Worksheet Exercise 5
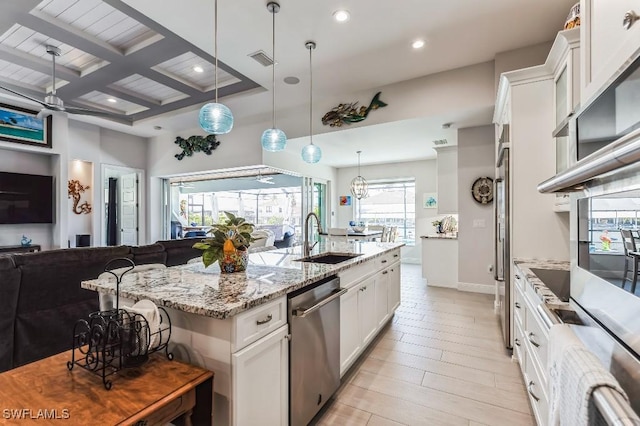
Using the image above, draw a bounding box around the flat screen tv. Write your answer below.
[0,171,53,224]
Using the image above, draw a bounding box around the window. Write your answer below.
[356,179,415,244]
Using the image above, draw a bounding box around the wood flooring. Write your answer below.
[314,264,534,426]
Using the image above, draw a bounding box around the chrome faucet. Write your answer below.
[303,212,323,258]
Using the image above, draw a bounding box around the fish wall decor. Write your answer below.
[322,92,388,127]
[174,134,221,160]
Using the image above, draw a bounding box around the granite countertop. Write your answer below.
[420,234,458,240]
[513,258,570,306]
[82,241,404,320]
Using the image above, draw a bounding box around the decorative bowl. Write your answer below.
[352,225,366,233]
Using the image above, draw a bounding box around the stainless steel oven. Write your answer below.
[537,39,640,421]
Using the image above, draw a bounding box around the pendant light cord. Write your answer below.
[309,43,313,145]
[214,0,219,103]
[272,6,276,128]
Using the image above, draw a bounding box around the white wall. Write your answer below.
[457,125,495,289]
[336,159,437,264]
[435,146,458,215]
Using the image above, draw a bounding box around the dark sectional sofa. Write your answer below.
[0,238,203,373]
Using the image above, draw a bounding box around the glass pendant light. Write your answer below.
[350,150,369,199]
[261,2,287,152]
[301,41,321,163]
[199,0,234,134]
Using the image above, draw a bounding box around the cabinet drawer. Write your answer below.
[514,284,525,327]
[513,317,525,370]
[339,261,376,289]
[513,268,525,291]
[524,306,549,380]
[233,296,286,351]
[137,388,196,425]
[524,350,549,426]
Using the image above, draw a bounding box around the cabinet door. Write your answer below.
[387,264,401,313]
[232,324,288,426]
[359,277,377,346]
[583,0,640,103]
[340,284,361,376]
[375,270,390,328]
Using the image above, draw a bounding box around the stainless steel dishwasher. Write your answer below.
[288,275,346,426]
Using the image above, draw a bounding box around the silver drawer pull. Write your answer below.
[623,10,638,30]
[393,254,399,258]
[527,381,540,401]
[381,260,388,264]
[528,332,540,347]
[256,314,273,325]
[515,338,521,347]
[382,271,389,275]
[515,302,521,309]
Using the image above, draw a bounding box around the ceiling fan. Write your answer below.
[256,171,275,185]
[0,45,125,120]
[171,181,195,189]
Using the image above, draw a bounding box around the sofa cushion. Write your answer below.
[157,238,203,267]
[131,243,167,266]
[0,256,20,372]
[12,246,131,367]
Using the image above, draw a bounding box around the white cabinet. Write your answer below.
[232,324,289,426]
[359,276,377,346]
[387,264,401,313]
[339,252,401,376]
[339,284,361,374]
[582,0,640,105]
[375,270,390,328]
[546,28,580,213]
[512,264,550,426]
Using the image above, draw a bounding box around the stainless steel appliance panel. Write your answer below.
[495,143,511,348]
[289,276,343,426]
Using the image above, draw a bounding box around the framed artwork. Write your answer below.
[0,103,52,148]
[423,193,438,209]
[339,195,352,206]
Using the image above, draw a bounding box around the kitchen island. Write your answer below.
[82,241,403,426]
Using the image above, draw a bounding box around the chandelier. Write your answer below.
[350,150,368,199]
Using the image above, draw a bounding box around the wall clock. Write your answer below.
[471,177,494,204]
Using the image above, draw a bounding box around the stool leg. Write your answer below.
[632,259,639,295]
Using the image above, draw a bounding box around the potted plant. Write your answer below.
[192,212,255,273]
[432,219,443,234]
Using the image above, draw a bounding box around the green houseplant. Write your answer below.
[192,212,255,272]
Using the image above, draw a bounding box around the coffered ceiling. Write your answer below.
[0,0,259,124]
[0,0,578,166]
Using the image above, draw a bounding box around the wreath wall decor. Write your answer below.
[174,134,221,160]
[68,180,92,215]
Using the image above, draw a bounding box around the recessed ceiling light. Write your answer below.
[333,10,350,22]
[107,98,117,103]
[412,39,425,49]
[283,76,300,85]
[193,65,204,73]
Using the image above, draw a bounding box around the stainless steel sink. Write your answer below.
[294,252,362,264]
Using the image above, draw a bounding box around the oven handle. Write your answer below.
[292,288,347,318]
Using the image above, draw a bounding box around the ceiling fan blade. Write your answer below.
[0,85,48,108]
[63,105,126,119]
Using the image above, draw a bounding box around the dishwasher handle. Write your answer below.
[292,288,347,318]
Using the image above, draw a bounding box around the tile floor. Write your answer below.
[315,263,535,426]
